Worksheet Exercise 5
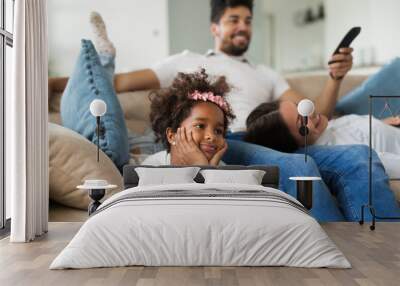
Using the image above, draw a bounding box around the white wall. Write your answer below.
[168,0,213,55]
[324,0,373,66]
[264,0,325,72]
[324,0,400,66]
[248,0,269,65]
[265,0,400,72]
[48,0,169,76]
[368,0,400,64]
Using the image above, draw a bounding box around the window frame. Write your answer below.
[0,0,14,234]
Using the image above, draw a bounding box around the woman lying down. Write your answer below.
[50,70,351,269]
[244,100,400,179]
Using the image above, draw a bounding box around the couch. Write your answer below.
[48,73,400,210]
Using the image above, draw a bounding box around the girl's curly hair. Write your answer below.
[149,69,235,151]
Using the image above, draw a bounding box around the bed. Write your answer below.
[50,165,350,269]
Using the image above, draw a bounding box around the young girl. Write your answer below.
[244,100,400,178]
[142,69,235,166]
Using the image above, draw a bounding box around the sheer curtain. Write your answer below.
[6,0,48,242]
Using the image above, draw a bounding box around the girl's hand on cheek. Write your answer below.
[171,127,208,166]
[209,140,228,166]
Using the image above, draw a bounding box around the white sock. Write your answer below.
[89,11,116,56]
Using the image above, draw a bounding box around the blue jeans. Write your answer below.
[61,41,130,171]
[297,144,400,221]
[336,57,400,116]
[224,132,400,222]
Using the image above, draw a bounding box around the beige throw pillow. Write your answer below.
[49,123,123,210]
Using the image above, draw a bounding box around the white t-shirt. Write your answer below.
[142,150,171,165]
[152,50,290,132]
[142,150,225,166]
[315,114,400,179]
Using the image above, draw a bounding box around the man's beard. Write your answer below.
[222,43,249,56]
[221,32,250,56]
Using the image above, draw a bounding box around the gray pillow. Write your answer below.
[135,167,201,186]
[200,169,266,185]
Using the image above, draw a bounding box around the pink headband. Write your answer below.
[188,90,229,112]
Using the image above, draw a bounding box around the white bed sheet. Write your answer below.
[50,183,350,269]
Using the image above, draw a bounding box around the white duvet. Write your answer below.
[50,183,350,269]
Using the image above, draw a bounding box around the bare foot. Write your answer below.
[383,116,400,126]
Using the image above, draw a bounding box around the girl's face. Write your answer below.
[279,100,328,145]
[170,102,226,160]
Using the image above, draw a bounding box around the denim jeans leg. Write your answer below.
[336,57,400,116]
[60,40,129,170]
[223,137,344,221]
[299,144,400,221]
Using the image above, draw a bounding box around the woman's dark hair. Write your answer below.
[210,0,254,23]
[149,69,235,151]
[244,101,299,153]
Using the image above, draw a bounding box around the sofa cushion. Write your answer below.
[286,74,366,101]
[118,91,151,134]
[49,123,123,210]
[60,39,130,170]
[50,90,152,134]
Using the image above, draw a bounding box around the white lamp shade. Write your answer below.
[90,99,107,117]
[297,99,315,117]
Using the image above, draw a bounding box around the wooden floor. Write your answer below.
[1,222,400,286]
[48,202,87,222]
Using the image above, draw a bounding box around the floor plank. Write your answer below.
[1,222,400,286]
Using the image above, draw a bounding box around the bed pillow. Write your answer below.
[200,169,266,185]
[135,167,201,186]
[60,39,129,170]
[335,58,400,117]
[123,165,279,189]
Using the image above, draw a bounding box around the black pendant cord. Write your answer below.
[303,116,308,163]
[96,116,100,162]
[304,131,307,163]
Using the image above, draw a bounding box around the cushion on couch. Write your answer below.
[49,123,123,210]
[286,74,367,101]
[117,91,151,134]
[50,90,152,134]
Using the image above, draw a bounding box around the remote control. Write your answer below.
[328,27,361,79]
[332,26,361,55]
